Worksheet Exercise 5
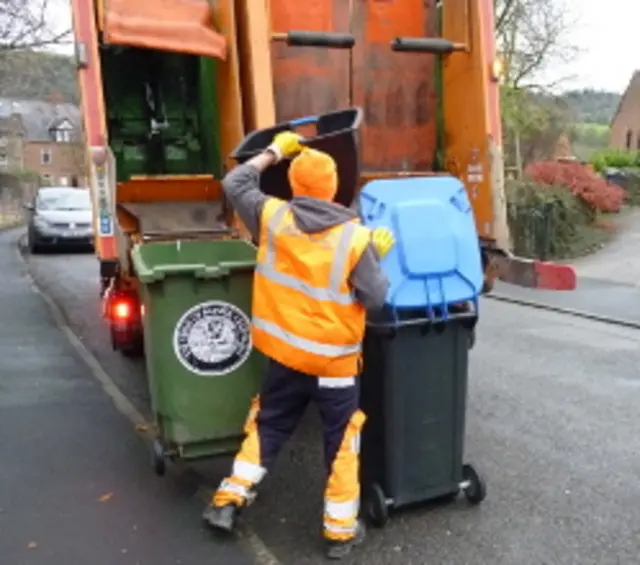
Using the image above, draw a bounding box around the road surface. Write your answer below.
[17,228,640,565]
[0,227,256,565]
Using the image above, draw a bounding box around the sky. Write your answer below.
[549,0,638,93]
[47,0,637,94]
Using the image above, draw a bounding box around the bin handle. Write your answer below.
[289,115,318,146]
[366,310,477,329]
[290,115,318,127]
[136,263,208,282]
[193,260,257,280]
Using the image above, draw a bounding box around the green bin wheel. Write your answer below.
[152,439,166,477]
[462,463,486,505]
[363,483,389,528]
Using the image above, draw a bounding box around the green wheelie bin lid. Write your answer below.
[131,239,265,460]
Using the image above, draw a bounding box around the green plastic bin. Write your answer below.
[131,239,265,474]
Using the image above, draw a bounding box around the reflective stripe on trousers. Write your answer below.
[213,396,267,508]
[323,409,365,541]
[213,361,364,544]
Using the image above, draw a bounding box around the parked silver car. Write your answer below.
[25,187,94,253]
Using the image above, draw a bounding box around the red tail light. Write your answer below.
[112,300,132,320]
[103,290,141,322]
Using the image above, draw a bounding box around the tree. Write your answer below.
[494,0,578,89]
[0,0,72,94]
[502,87,573,168]
[495,0,579,173]
[0,0,70,52]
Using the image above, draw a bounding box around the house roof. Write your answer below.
[0,98,81,142]
[48,117,74,130]
[610,71,640,128]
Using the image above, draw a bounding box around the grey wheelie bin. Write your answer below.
[131,238,265,476]
[357,175,487,527]
[359,307,483,528]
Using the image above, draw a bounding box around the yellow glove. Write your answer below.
[267,131,302,161]
[371,227,396,259]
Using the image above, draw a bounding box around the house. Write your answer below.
[0,98,87,186]
[609,71,640,150]
[0,111,26,171]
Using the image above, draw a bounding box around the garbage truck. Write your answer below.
[69,0,575,469]
[71,0,575,359]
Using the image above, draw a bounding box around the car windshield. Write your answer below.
[37,190,92,211]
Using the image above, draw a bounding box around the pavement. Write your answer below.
[0,228,256,565]
[572,208,640,287]
[492,276,640,323]
[17,225,640,565]
[493,209,640,323]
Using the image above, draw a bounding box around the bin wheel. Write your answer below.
[152,439,166,477]
[462,464,486,505]
[363,483,389,528]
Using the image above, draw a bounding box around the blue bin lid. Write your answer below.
[358,176,483,310]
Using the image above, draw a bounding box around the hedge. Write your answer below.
[506,179,597,259]
[590,149,640,173]
[525,160,625,213]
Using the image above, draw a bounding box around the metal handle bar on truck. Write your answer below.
[390,37,467,54]
[272,31,355,49]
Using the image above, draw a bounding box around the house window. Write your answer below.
[41,173,53,185]
[41,148,52,165]
[0,153,7,167]
[55,129,71,143]
[626,129,633,149]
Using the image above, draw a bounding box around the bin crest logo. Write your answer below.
[173,300,252,376]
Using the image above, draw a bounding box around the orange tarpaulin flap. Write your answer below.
[103,0,227,60]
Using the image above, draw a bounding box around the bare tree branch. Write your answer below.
[0,0,71,51]
[495,0,578,90]
[494,0,519,34]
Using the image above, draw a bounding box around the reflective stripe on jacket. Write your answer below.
[252,198,371,377]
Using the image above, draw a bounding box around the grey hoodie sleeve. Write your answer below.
[221,164,268,241]
[349,243,389,311]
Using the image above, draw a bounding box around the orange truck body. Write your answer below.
[71,0,576,294]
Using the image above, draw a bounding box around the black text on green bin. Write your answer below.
[132,240,265,460]
[360,315,473,507]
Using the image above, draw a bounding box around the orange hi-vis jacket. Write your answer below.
[252,198,372,378]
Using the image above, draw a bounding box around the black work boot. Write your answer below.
[325,520,366,560]
[202,503,238,533]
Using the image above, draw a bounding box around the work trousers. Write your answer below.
[213,358,365,541]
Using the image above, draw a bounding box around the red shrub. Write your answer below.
[524,161,626,213]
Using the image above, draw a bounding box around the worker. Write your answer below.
[202,131,396,559]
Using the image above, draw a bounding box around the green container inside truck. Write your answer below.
[99,45,222,180]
